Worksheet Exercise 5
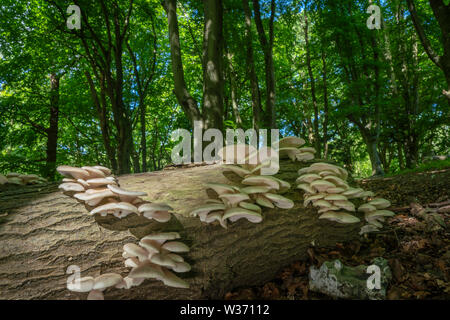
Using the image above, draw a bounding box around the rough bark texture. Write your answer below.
[0,160,360,300]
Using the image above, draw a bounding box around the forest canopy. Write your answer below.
[0,0,448,180]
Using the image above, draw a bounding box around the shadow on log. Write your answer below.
[0,160,360,299]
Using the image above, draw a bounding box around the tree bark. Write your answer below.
[252,0,276,129]
[44,73,60,181]
[303,12,321,158]
[162,0,202,127]
[0,160,360,300]
[202,0,224,132]
[407,0,450,104]
[243,0,262,131]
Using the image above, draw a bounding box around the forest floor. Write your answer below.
[225,167,450,300]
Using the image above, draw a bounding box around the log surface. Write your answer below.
[0,161,359,299]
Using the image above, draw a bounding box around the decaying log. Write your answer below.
[0,160,360,299]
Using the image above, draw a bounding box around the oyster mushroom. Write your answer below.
[319,211,360,224]
[107,184,147,202]
[222,207,263,223]
[138,203,173,223]
[57,165,90,180]
[90,202,139,218]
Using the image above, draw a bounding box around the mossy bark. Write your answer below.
[0,160,360,300]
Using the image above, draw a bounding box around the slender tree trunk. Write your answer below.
[243,0,262,131]
[44,73,60,180]
[303,12,321,157]
[252,0,276,129]
[321,47,329,159]
[202,0,224,131]
[162,0,202,127]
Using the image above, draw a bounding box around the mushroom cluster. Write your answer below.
[358,198,395,234]
[190,143,294,228]
[121,232,190,289]
[296,162,395,231]
[0,172,47,186]
[276,136,316,162]
[66,232,191,300]
[56,165,173,222]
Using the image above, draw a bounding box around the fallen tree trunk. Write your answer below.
[0,160,360,300]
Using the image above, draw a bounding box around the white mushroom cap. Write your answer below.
[139,239,161,254]
[87,290,104,300]
[141,232,181,244]
[93,273,123,290]
[190,203,226,221]
[205,183,236,195]
[138,203,173,213]
[115,276,145,289]
[263,193,294,209]
[86,178,117,188]
[223,207,263,223]
[204,212,227,229]
[219,193,250,207]
[313,200,333,208]
[107,184,147,202]
[323,175,349,188]
[90,202,139,218]
[75,189,117,206]
[296,152,315,161]
[93,165,112,176]
[123,243,149,261]
[326,187,346,194]
[296,183,316,194]
[81,166,106,179]
[172,261,191,273]
[240,186,272,194]
[59,182,85,193]
[368,198,391,209]
[324,194,347,201]
[296,173,321,184]
[128,261,165,280]
[161,241,190,253]
[303,193,326,206]
[67,276,95,293]
[150,253,177,268]
[222,165,251,177]
[217,143,257,164]
[333,200,356,212]
[125,257,140,268]
[242,175,280,190]
[319,211,360,224]
[298,147,316,153]
[239,202,262,213]
[310,179,335,192]
[255,195,275,208]
[57,165,90,180]
[143,210,172,223]
[365,210,395,220]
[358,203,377,213]
[160,269,189,288]
[276,136,306,149]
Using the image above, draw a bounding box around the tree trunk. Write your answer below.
[0,160,360,300]
[252,0,276,129]
[202,0,224,132]
[163,0,202,127]
[243,0,262,131]
[304,12,321,158]
[44,73,60,181]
